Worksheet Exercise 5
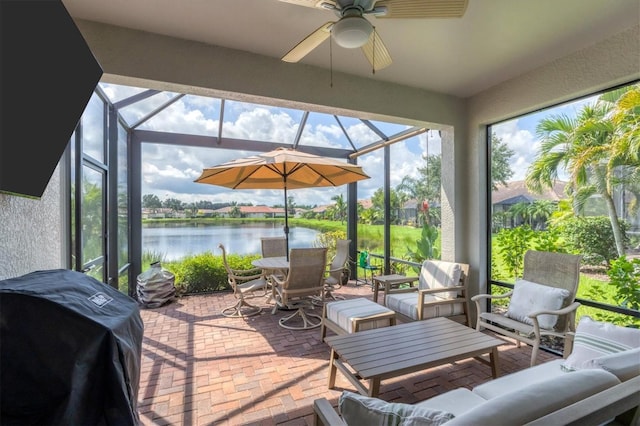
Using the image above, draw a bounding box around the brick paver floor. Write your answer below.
[136,281,559,425]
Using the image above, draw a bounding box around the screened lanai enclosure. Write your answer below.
[71,83,447,294]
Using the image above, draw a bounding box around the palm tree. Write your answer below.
[604,85,640,164]
[229,205,241,218]
[331,194,347,223]
[360,208,380,225]
[509,202,532,227]
[526,85,640,257]
[605,86,640,221]
[528,200,555,229]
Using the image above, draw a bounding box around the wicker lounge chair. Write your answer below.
[472,250,582,366]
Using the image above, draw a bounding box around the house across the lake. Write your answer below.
[210,205,285,218]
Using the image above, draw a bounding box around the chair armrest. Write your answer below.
[327,266,344,275]
[229,274,264,284]
[418,285,464,296]
[471,291,513,302]
[270,274,286,286]
[528,301,581,318]
[313,398,346,426]
[529,302,581,336]
[417,286,464,306]
[230,267,264,276]
[383,277,419,294]
[385,285,418,295]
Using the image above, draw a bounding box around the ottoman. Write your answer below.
[320,297,396,340]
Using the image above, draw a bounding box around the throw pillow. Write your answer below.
[339,391,454,426]
[505,279,570,330]
[583,347,640,381]
[562,316,640,372]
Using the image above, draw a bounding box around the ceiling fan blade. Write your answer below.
[282,22,333,63]
[278,0,337,10]
[361,30,392,70]
[375,0,468,18]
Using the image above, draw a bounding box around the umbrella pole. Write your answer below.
[284,183,289,261]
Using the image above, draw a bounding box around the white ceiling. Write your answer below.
[62,0,639,98]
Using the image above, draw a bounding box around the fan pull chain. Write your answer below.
[372,28,376,75]
[329,36,333,87]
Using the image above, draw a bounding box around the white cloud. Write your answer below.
[105,83,442,206]
[493,119,539,181]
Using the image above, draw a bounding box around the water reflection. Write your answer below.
[142,223,320,260]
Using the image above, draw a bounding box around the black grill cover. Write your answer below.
[0,269,143,425]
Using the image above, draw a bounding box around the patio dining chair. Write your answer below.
[314,239,350,304]
[260,236,288,284]
[218,243,268,318]
[270,247,327,330]
[260,237,287,258]
[472,250,582,366]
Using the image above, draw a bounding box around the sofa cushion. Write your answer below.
[472,359,565,400]
[418,261,462,300]
[562,316,640,372]
[338,391,454,426]
[448,369,621,426]
[385,292,466,321]
[505,279,570,330]
[415,388,487,417]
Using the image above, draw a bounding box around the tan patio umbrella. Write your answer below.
[194,147,370,258]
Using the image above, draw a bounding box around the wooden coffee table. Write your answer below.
[325,317,504,397]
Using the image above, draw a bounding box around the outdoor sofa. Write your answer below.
[314,317,640,425]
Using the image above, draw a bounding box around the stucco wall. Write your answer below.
[0,163,65,280]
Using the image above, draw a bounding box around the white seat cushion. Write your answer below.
[385,292,465,321]
[450,369,621,426]
[415,388,487,417]
[325,298,394,333]
[473,359,565,400]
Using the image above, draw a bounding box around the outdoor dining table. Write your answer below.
[251,256,289,271]
[252,256,290,308]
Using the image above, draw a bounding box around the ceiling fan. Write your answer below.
[279,0,468,71]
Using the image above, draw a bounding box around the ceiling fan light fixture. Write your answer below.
[332,16,372,48]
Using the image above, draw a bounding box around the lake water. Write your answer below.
[142,223,321,260]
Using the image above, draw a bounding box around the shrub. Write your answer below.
[166,251,261,294]
[552,216,628,266]
[405,223,440,272]
[494,225,564,280]
[495,225,535,278]
[314,230,347,260]
[608,256,640,311]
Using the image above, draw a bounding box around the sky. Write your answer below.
[99,83,598,207]
[492,96,595,181]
